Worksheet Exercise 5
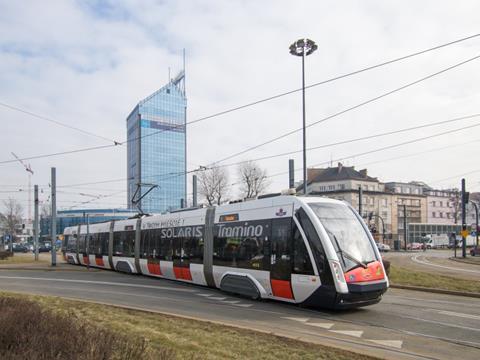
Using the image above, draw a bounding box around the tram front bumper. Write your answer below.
[335,281,388,309]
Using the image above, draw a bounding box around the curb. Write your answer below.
[449,257,480,266]
[390,284,480,298]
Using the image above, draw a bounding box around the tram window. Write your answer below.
[184,236,204,264]
[296,208,327,276]
[293,225,314,275]
[66,234,77,252]
[88,233,97,254]
[98,233,109,256]
[213,220,269,270]
[113,230,135,257]
[78,235,86,254]
[160,237,173,261]
[271,219,292,280]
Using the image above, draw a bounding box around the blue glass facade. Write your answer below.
[127,76,186,213]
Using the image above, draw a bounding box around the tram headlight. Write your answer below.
[331,260,345,283]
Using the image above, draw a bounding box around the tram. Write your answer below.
[62,194,388,309]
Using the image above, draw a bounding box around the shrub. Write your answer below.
[0,297,153,360]
[0,251,13,260]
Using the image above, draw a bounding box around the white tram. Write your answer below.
[63,194,389,309]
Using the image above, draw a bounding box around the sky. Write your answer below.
[1,0,480,217]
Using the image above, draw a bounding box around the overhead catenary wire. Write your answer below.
[212,54,480,165]
[262,122,480,180]
[214,113,480,169]
[2,33,480,166]
[0,101,120,144]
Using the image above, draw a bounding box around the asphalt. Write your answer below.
[1,266,480,360]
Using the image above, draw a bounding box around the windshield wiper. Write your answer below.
[327,230,368,270]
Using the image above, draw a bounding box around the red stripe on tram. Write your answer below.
[83,256,89,265]
[95,257,104,267]
[147,262,162,275]
[270,279,294,299]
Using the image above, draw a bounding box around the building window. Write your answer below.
[439,212,443,218]
[432,201,436,207]
[432,212,436,218]
[328,185,335,191]
[338,184,345,190]
[439,201,443,207]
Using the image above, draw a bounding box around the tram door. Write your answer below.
[173,237,193,281]
[270,218,294,299]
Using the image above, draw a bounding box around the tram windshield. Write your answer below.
[308,203,377,271]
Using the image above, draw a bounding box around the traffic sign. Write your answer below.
[461,230,469,238]
[4,235,10,241]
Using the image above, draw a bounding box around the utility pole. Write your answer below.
[289,159,295,189]
[461,178,467,258]
[34,185,39,261]
[470,201,479,248]
[51,167,57,266]
[403,204,408,251]
[192,174,198,207]
[358,186,363,216]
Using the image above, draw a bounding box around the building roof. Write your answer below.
[308,164,378,184]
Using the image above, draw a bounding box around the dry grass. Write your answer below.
[0,252,49,265]
[389,265,480,293]
[0,296,156,360]
[0,292,377,360]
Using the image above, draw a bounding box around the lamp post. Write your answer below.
[289,38,318,195]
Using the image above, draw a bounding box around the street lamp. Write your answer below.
[289,38,318,195]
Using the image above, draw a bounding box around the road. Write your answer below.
[1,266,480,360]
[383,249,480,281]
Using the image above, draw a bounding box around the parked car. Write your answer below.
[376,242,391,252]
[12,243,28,253]
[37,243,51,253]
[470,247,480,256]
[407,242,424,250]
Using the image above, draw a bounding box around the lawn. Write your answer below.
[0,252,49,265]
[0,292,378,360]
[389,265,480,294]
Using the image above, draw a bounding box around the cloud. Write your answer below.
[1,0,480,214]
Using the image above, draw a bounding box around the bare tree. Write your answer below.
[0,198,24,238]
[449,190,461,224]
[238,161,270,199]
[198,167,230,205]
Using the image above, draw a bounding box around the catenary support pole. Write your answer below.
[358,186,363,216]
[289,159,295,189]
[192,175,198,207]
[51,167,56,266]
[471,201,479,248]
[403,204,408,251]
[461,178,467,258]
[34,185,39,261]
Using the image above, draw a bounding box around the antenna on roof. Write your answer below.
[168,67,171,83]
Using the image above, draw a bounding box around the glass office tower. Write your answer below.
[127,72,186,213]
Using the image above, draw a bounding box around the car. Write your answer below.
[470,247,480,256]
[12,243,28,253]
[407,242,424,250]
[37,243,52,253]
[376,242,391,252]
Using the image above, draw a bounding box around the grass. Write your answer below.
[0,295,151,360]
[0,292,377,360]
[389,265,480,293]
[0,253,49,265]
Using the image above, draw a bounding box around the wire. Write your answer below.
[2,33,480,165]
[358,139,480,167]
[0,101,120,144]
[264,122,480,180]
[215,113,480,169]
[213,54,480,165]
